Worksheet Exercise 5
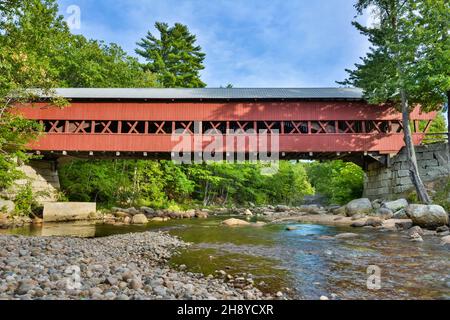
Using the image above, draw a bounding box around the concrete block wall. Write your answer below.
[364,143,450,200]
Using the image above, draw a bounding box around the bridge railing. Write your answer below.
[422,132,449,144]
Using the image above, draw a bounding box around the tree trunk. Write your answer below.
[401,90,431,204]
[447,91,450,154]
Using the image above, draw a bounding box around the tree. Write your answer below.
[0,0,68,190]
[340,0,450,203]
[136,22,206,88]
[56,37,158,88]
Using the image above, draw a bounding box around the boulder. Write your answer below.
[436,225,449,233]
[366,218,383,227]
[406,204,449,229]
[299,204,321,214]
[408,226,424,237]
[0,200,14,214]
[382,199,408,212]
[114,211,130,218]
[195,210,208,219]
[243,209,253,216]
[410,233,423,242]
[140,206,155,216]
[131,214,148,224]
[371,199,383,210]
[275,205,290,212]
[440,235,450,246]
[222,218,251,226]
[393,209,408,219]
[334,233,359,239]
[333,206,347,216]
[381,218,412,230]
[376,208,394,219]
[345,198,373,217]
[351,221,366,228]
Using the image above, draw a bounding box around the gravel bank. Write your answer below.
[0,231,264,300]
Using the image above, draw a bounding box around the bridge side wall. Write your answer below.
[363,143,450,200]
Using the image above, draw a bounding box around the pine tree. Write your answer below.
[136,22,206,88]
[340,0,450,203]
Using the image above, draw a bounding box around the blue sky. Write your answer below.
[57,0,372,88]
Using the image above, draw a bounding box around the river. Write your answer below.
[1,216,449,300]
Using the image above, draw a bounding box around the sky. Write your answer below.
[57,0,373,88]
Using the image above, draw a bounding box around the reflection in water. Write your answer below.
[1,217,449,299]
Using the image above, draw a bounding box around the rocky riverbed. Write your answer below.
[0,231,265,300]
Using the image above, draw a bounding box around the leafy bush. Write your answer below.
[14,183,42,217]
[306,160,364,205]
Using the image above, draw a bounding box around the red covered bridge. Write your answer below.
[16,88,436,165]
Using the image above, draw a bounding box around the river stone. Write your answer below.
[16,279,38,295]
[436,225,449,233]
[376,208,394,219]
[334,233,359,239]
[140,206,155,216]
[408,226,424,237]
[299,205,321,214]
[382,199,408,212]
[440,235,450,246]
[286,226,298,231]
[406,204,449,229]
[366,218,383,227]
[351,221,366,228]
[243,209,253,216]
[0,200,14,214]
[222,218,250,226]
[131,214,148,224]
[275,205,290,212]
[393,209,408,219]
[346,198,373,217]
[195,210,208,219]
[333,206,346,216]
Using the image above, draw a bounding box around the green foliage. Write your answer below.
[306,161,364,205]
[433,177,450,211]
[14,183,41,216]
[136,22,206,88]
[340,0,450,112]
[59,160,315,208]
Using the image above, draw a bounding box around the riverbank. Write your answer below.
[0,231,266,300]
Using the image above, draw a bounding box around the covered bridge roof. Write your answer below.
[39,87,364,101]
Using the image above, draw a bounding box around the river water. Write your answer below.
[1,216,449,300]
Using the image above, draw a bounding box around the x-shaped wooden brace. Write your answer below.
[100,121,113,134]
[153,122,166,134]
[370,121,383,133]
[234,121,249,133]
[127,121,139,134]
[74,121,87,134]
[313,121,330,133]
[180,122,193,134]
[343,121,356,133]
[263,121,277,134]
[208,122,222,134]
[48,121,62,133]
[288,121,304,134]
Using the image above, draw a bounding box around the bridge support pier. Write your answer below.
[363,143,450,200]
[1,159,61,203]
